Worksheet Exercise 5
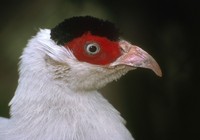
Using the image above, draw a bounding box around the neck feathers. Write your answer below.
[9,73,133,140]
[6,29,133,140]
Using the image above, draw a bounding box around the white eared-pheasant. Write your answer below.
[0,16,162,140]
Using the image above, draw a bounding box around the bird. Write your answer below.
[0,16,162,140]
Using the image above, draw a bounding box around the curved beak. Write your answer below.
[111,40,162,77]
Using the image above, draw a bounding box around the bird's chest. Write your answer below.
[7,99,130,140]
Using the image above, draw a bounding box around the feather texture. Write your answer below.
[0,29,134,140]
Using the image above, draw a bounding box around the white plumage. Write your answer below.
[0,17,161,140]
[0,29,134,140]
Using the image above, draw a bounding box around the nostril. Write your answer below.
[120,47,126,53]
[119,40,131,53]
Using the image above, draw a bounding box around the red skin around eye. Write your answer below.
[65,33,121,65]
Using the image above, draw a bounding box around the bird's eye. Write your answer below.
[85,43,100,55]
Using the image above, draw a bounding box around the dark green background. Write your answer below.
[0,0,199,140]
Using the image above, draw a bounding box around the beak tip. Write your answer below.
[155,68,162,77]
[147,60,162,77]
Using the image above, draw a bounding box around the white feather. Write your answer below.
[0,29,134,140]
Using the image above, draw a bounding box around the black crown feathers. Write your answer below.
[50,16,120,45]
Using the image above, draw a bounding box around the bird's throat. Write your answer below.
[8,73,132,139]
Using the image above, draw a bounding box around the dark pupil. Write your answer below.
[89,45,97,52]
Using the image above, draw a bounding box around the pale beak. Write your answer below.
[111,40,162,77]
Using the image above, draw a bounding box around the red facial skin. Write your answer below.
[65,32,121,65]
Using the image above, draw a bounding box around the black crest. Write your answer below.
[50,16,120,45]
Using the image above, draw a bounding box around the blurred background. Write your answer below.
[0,0,199,140]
